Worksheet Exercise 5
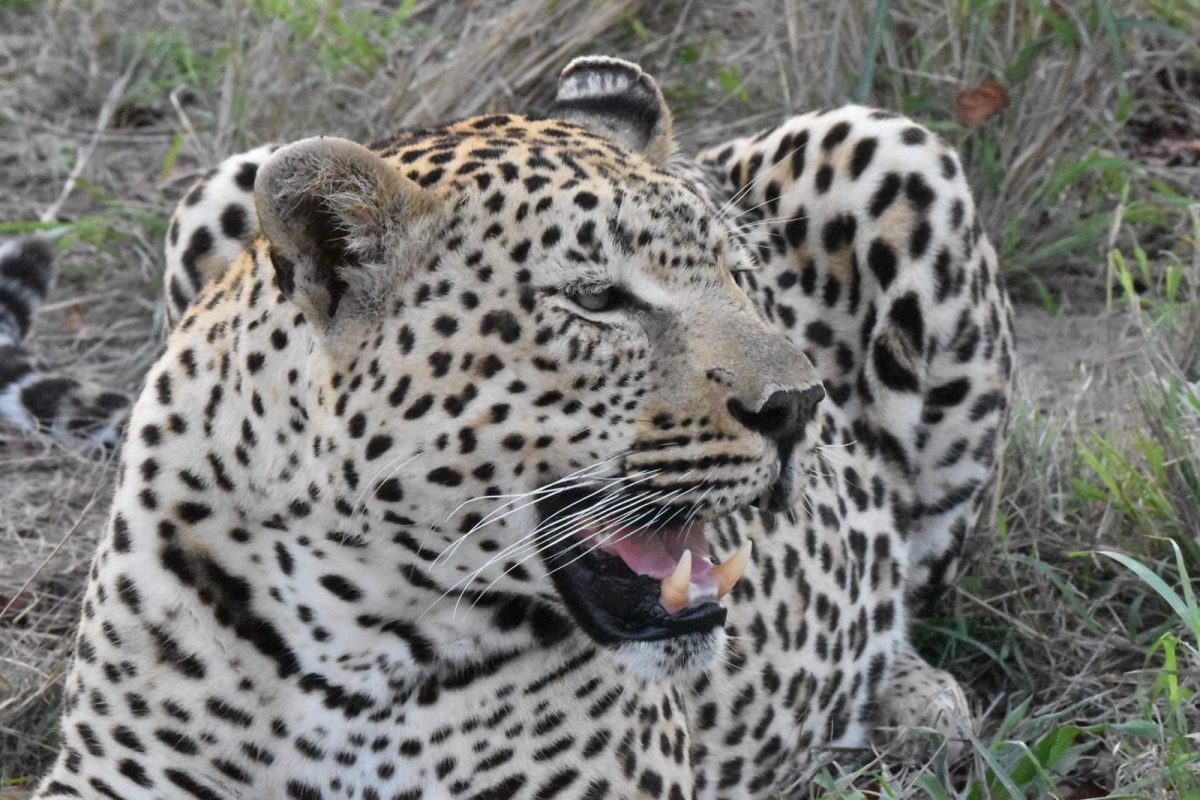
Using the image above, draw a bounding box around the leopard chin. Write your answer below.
[611,627,729,683]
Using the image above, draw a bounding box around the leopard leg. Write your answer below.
[874,645,972,760]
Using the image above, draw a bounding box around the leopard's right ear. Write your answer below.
[548,56,675,164]
[254,137,439,326]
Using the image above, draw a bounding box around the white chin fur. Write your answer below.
[610,627,726,682]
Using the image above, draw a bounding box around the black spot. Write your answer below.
[418,168,445,187]
[388,376,412,407]
[905,173,936,211]
[576,220,596,246]
[909,220,932,259]
[869,172,902,217]
[928,378,970,407]
[319,574,363,602]
[821,122,851,150]
[574,191,598,210]
[205,697,254,727]
[286,780,323,800]
[397,326,415,354]
[234,161,259,191]
[949,199,965,230]
[901,127,927,145]
[156,730,199,756]
[940,153,958,179]
[783,211,807,249]
[969,390,1006,421]
[849,137,878,179]
[220,204,249,239]
[181,226,213,287]
[365,434,392,460]
[429,351,453,377]
[76,722,104,757]
[815,164,833,193]
[275,542,294,576]
[155,372,172,405]
[177,502,212,524]
[821,214,856,253]
[481,310,521,343]
[888,292,925,354]
[427,467,463,487]
[510,240,531,263]
[112,514,131,553]
[118,758,153,788]
[805,321,834,347]
[403,394,434,420]
[479,354,504,378]
[375,478,404,503]
[866,239,897,288]
[872,342,918,392]
[165,768,225,800]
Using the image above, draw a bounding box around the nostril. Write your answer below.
[727,385,825,445]
[795,384,825,420]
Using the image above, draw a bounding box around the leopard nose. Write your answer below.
[727,385,825,449]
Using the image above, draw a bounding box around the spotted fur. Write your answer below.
[163,143,280,327]
[35,57,1011,799]
[0,237,129,448]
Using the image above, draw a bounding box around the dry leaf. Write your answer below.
[958,77,1009,127]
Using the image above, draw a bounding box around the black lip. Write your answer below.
[537,487,727,645]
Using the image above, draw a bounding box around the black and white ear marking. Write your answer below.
[549,56,675,164]
[254,137,439,327]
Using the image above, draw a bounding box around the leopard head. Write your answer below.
[250,57,823,680]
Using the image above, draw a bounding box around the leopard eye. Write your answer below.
[570,286,618,313]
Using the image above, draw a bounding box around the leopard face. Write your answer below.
[236,100,823,679]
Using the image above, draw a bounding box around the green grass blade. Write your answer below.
[1096,550,1199,645]
[853,0,889,104]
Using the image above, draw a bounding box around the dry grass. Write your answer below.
[2,1,1198,797]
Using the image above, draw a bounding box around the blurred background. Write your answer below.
[1,1,1198,797]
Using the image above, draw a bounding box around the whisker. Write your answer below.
[420,470,666,620]
[434,451,639,565]
[715,142,807,221]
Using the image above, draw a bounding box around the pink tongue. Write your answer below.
[607,524,711,580]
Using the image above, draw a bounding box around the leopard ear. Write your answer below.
[549,56,675,164]
[254,136,438,326]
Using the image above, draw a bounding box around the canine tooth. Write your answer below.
[713,540,752,599]
[660,549,692,613]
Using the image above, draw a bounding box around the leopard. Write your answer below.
[32,56,1012,799]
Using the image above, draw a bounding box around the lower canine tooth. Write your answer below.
[660,549,692,613]
[713,540,752,599]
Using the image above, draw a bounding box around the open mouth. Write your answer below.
[537,487,752,645]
